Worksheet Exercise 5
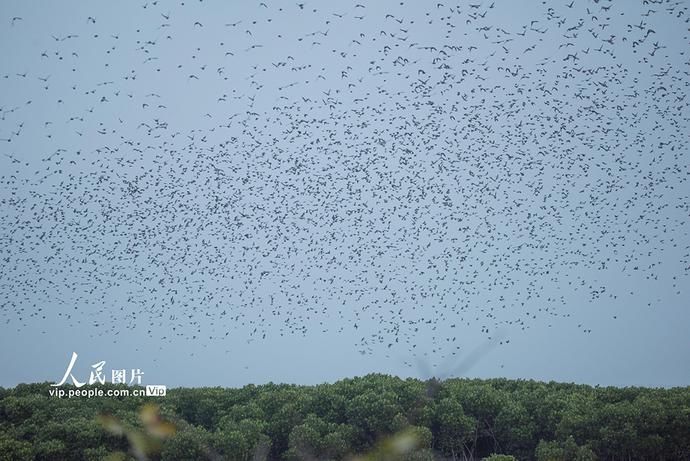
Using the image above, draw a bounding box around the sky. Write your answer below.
[0,0,689,389]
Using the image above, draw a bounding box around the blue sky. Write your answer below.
[0,0,688,388]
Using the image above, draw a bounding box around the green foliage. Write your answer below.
[433,396,476,459]
[160,424,212,461]
[352,426,433,461]
[346,389,403,442]
[495,400,537,459]
[82,446,111,461]
[483,454,518,461]
[535,436,597,461]
[0,377,688,460]
[285,413,354,460]
[0,431,34,461]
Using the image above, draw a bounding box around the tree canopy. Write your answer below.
[0,375,688,460]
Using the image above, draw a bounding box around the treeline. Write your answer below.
[0,375,689,460]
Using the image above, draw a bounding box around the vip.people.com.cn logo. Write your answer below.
[49,352,166,398]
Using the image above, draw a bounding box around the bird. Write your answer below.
[0,0,687,370]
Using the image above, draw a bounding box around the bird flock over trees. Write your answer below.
[0,0,688,363]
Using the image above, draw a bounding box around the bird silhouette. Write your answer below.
[0,0,687,367]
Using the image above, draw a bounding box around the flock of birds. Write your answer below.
[0,0,688,364]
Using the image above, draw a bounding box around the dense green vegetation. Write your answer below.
[0,375,689,460]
